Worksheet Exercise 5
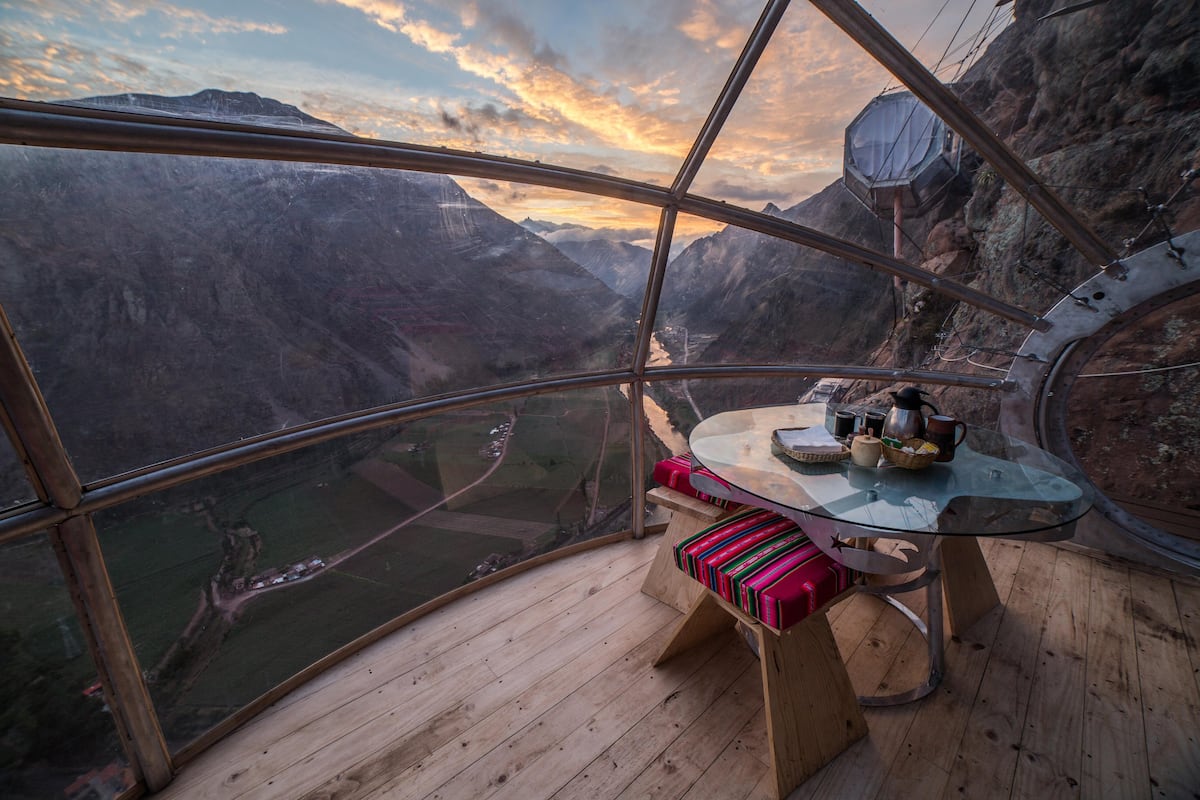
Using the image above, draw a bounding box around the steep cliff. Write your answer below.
[853,0,1200,518]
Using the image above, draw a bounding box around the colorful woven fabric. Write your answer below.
[674,507,857,630]
[652,453,733,508]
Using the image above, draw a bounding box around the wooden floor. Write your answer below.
[152,533,1200,800]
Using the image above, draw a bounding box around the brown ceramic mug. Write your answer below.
[925,415,967,462]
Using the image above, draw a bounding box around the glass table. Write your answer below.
[687,402,1094,704]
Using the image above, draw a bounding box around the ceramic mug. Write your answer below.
[833,410,857,438]
[925,415,967,462]
[863,410,886,437]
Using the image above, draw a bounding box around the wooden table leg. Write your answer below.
[940,535,1001,635]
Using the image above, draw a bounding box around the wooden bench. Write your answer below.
[652,508,867,798]
[641,453,742,612]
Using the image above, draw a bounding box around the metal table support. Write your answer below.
[856,542,945,706]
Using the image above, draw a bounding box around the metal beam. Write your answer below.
[673,0,791,196]
[628,380,647,539]
[0,99,667,209]
[643,363,1013,389]
[633,206,679,375]
[808,0,1121,273]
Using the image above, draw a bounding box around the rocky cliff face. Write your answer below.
[850,0,1200,518]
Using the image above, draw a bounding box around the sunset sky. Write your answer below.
[1,0,1010,247]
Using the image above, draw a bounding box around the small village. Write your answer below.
[241,556,326,592]
[480,420,511,459]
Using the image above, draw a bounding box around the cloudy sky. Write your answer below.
[1,0,1009,246]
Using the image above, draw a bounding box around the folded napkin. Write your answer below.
[775,426,843,453]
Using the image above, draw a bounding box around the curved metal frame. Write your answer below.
[1002,230,1200,568]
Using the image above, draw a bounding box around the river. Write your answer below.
[622,333,690,454]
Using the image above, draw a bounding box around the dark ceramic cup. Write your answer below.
[863,410,886,437]
[834,410,857,438]
[925,415,967,462]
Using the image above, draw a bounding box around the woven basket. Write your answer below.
[882,437,940,470]
[772,427,850,463]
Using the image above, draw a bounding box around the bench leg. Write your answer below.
[652,592,735,666]
[654,592,867,798]
[755,614,868,799]
[640,513,714,612]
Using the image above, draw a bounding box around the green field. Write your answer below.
[98,511,221,669]
[24,387,636,750]
[243,474,416,568]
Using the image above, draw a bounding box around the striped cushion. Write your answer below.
[674,508,857,630]
[652,453,733,508]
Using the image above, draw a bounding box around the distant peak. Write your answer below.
[520,218,588,235]
[63,89,348,135]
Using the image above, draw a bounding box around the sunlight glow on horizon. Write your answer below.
[1,0,1009,243]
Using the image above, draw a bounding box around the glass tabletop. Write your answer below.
[689,403,1094,537]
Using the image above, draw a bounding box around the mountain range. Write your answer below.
[0,109,634,491]
[520,218,653,301]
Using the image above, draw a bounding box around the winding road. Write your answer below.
[217,412,518,615]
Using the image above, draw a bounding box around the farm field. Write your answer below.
[82,388,639,748]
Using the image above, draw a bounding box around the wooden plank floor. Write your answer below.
[152,534,1200,800]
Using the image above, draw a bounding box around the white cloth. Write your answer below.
[775,426,843,454]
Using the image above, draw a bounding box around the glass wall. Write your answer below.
[0,535,131,800]
[693,3,896,215]
[1066,293,1200,541]
[92,387,633,750]
[656,213,895,400]
[1,147,643,486]
[0,435,34,511]
[641,377,826,460]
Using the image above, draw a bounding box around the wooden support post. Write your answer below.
[52,515,174,791]
[755,613,868,799]
[655,587,866,799]
[652,591,736,666]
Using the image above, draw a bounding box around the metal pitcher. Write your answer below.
[882,386,939,441]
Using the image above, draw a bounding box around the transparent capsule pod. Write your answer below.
[0,1,1196,797]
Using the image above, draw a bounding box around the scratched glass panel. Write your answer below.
[93,386,633,752]
[0,534,132,798]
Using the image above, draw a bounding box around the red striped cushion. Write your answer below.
[674,508,857,630]
[652,453,733,508]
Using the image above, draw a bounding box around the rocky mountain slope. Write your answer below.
[520,218,653,301]
[0,97,634,491]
